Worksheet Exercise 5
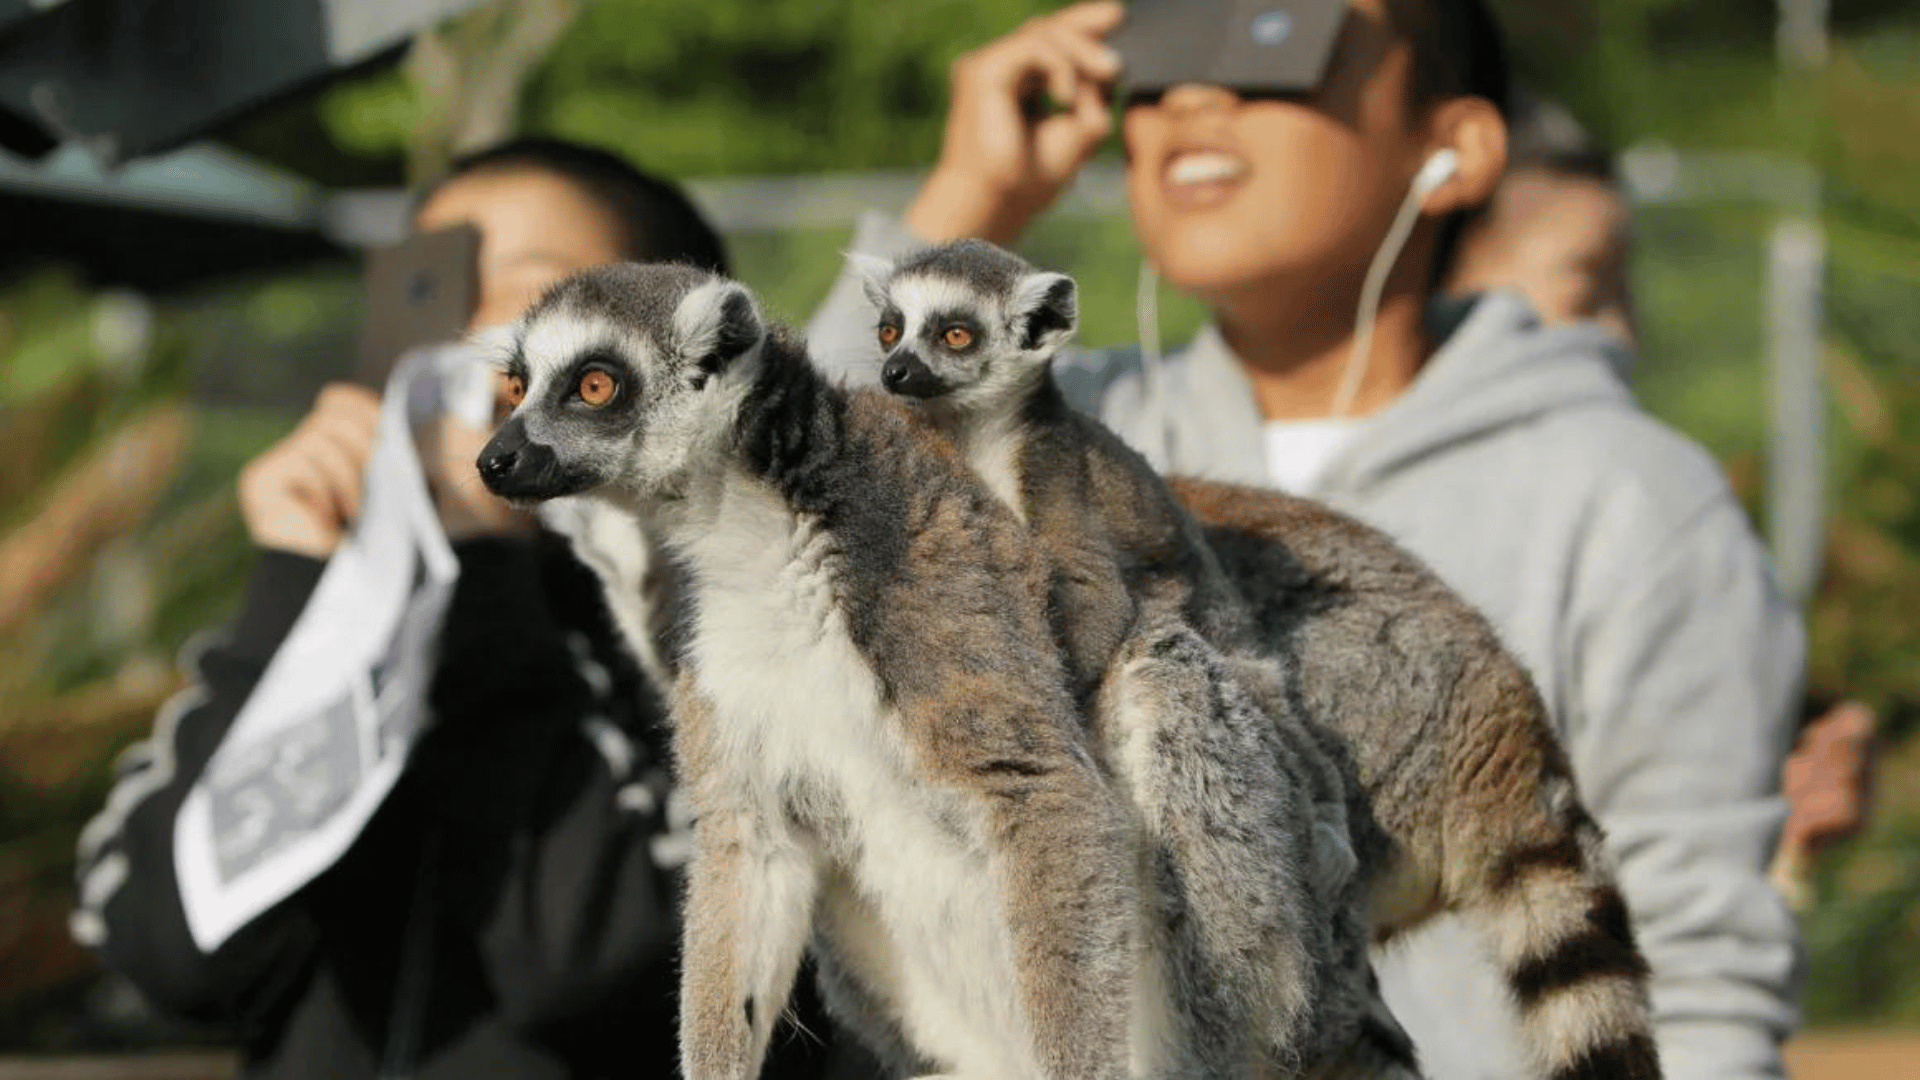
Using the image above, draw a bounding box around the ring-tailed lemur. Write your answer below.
[478,262,1169,1080]
[857,239,1664,1080]
[856,241,1418,1080]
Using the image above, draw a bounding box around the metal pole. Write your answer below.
[1767,217,1828,604]
[1767,0,1829,605]
[1776,0,1831,69]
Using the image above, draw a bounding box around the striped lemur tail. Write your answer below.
[1435,672,1661,1080]
[1464,808,1660,1080]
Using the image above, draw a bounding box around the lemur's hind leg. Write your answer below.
[1305,969,1426,1080]
[675,689,823,1080]
[1095,610,1346,1077]
[810,876,942,1080]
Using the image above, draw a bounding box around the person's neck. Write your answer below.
[1212,280,1433,424]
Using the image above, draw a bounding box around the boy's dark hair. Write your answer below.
[423,136,730,276]
[1384,0,1511,119]
[1380,0,1511,288]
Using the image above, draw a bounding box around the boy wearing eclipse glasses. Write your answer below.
[809,2,1807,1078]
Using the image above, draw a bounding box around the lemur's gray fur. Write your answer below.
[479,262,1169,1080]
[858,239,1664,1080]
[856,243,1415,1080]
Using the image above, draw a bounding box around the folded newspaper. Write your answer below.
[175,337,500,953]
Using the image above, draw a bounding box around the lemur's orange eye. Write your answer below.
[504,374,527,407]
[878,323,900,349]
[579,369,618,407]
[943,326,974,349]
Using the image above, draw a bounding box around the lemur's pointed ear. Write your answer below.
[673,278,765,384]
[1009,271,1078,354]
[846,252,895,310]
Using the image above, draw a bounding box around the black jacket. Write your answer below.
[74,534,882,1080]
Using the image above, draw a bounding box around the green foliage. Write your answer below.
[0,270,105,405]
[1804,746,1920,1022]
[1628,205,1772,465]
[526,0,1037,176]
[319,0,1065,179]
[320,71,426,159]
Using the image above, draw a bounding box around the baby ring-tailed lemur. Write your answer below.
[856,239,1664,1080]
[478,262,1199,1080]
[855,242,1416,1080]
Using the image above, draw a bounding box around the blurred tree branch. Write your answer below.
[0,661,181,794]
[404,0,581,185]
[0,407,189,640]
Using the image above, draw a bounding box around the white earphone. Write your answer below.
[1326,146,1461,418]
[1135,146,1466,455]
[1414,147,1461,198]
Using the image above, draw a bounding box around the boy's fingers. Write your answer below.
[1043,21,1123,84]
[1052,0,1127,35]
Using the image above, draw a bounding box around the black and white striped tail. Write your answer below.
[1476,821,1663,1080]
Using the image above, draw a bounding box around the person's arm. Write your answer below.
[1569,492,1807,1079]
[72,383,387,1027]
[71,536,581,1034]
[806,1,1122,376]
[1777,702,1874,846]
[72,551,331,1032]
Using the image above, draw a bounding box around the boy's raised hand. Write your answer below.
[906,1,1126,247]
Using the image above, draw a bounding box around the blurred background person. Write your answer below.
[1444,89,1878,912]
[1776,697,1875,909]
[806,2,1805,1077]
[1444,89,1636,346]
[69,137,872,1080]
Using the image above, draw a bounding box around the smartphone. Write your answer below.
[354,224,481,388]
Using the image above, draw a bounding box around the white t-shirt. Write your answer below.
[1262,418,1360,494]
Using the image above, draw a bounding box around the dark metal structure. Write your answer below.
[0,142,342,290]
[0,0,483,165]
[0,0,484,290]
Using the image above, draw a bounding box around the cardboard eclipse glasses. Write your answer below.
[1107,0,1351,99]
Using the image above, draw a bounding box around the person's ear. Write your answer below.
[1420,97,1508,217]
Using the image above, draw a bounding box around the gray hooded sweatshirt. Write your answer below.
[807,211,1807,1080]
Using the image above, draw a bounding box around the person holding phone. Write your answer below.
[807,2,1806,1078]
[74,138,878,1080]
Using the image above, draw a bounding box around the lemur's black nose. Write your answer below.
[478,447,519,483]
[475,416,596,502]
[881,354,945,399]
[477,418,529,492]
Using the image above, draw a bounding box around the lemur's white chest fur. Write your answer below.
[539,495,677,687]
[673,474,1048,1079]
[932,398,1027,522]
